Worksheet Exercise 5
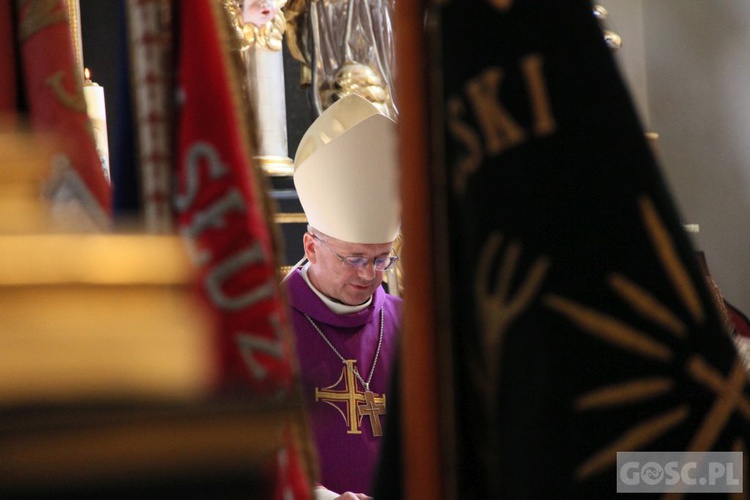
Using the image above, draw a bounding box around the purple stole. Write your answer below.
[285,270,402,494]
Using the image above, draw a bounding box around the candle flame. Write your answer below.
[84,67,91,80]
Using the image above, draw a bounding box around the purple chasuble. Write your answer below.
[285,269,402,495]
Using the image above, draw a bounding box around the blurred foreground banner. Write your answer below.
[173,1,312,498]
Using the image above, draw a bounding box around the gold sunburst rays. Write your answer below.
[639,196,705,324]
[572,358,750,480]
[687,357,750,420]
[542,194,749,484]
[575,378,674,412]
[608,273,688,338]
[544,294,674,362]
[466,193,747,488]
[687,358,750,451]
[572,377,683,480]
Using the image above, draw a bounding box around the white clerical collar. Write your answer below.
[301,263,372,314]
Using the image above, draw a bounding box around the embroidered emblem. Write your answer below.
[315,360,386,436]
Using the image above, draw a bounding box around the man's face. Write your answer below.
[304,232,394,306]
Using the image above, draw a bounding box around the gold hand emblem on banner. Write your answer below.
[45,71,86,112]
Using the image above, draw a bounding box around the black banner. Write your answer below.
[436,0,750,497]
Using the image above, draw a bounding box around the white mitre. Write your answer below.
[293,94,400,244]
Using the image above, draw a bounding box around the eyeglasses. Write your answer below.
[311,234,399,272]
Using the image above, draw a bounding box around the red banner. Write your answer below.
[174,0,294,397]
[0,0,17,119]
[16,0,111,220]
[173,1,311,497]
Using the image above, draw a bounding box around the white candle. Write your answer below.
[83,68,110,184]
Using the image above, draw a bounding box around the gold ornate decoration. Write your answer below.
[282,0,310,82]
[283,0,397,119]
[382,231,403,297]
[65,0,83,75]
[226,0,294,176]
[320,61,389,116]
[224,0,246,41]
[18,0,68,41]
[255,155,294,176]
[592,4,608,21]
[273,212,307,224]
[603,30,622,51]
[592,4,622,52]
[242,0,287,51]
[226,0,287,51]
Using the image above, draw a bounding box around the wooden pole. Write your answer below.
[394,1,444,498]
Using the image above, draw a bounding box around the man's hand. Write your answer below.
[335,493,372,500]
[314,485,373,500]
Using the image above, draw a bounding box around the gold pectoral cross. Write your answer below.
[315,360,386,436]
